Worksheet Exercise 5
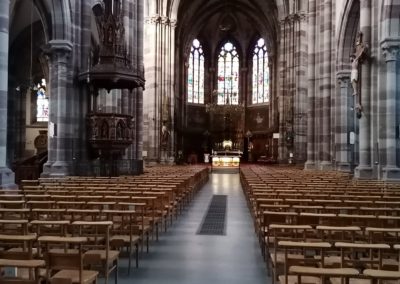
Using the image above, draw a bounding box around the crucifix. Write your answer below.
[351,31,369,119]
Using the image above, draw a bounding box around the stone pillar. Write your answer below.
[336,72,352,172]
[305,0,316,170]
[143,15,161,164]
[294,13,308,163]
[42,40,73,177]
[319,0,333,170]
[354,0,373,178]
[136,0,144,163]
[0,0,15,188]
[143,14,176,165]
[381,40,400,180]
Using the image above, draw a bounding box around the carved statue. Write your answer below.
[90,118,98,139]
[116,121,123,139]
[350,55,359,96]
[351,32,369,119]
[101,121,109,139]
[161,123,170,149]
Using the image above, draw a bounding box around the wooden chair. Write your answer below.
[288,265,359,284]
[362,244,400,283]
[0,259,45,284]
[102,210,140,274]
[268,224,313,284]
[278,240,332,284]
[39,236,98,284]
[71,221,119,284]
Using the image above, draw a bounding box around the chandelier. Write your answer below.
[205,90,244,114]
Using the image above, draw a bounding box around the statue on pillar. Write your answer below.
[351,32,369,119]
[161,122,170,150]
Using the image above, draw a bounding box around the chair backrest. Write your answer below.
[39,236,88,284]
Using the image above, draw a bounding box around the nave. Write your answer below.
[126,173,266,284]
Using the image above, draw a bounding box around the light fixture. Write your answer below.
[219,0,236,32]
[205,90,244,114]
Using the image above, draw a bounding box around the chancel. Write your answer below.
[1,0,400,284]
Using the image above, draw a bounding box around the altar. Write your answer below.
[211,150,242,171]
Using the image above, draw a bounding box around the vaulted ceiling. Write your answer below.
[175,0,280,58]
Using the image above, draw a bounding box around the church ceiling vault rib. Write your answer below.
[175,0,280,50]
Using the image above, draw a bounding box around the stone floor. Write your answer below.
[115,172,267,284]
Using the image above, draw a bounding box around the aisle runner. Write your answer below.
[197,195,227,235]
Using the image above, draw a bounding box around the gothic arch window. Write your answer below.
[187,39,205,104]
[36,79,49,122]
[217,41,239,105]
[252,38,269,104]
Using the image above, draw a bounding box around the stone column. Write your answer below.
[305,0,316,170]
[143,15,161,164]
[381,40,400,180]
[354,0,373,178]
[143,14,176,165]
[0,0,15,188]
[294,13,308,163]
[319,0,333,170]
[136,0,144,164]
[336,72,352,172]
[42,40,73,177]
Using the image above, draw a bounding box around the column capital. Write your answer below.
[336,71,351,87]
[44,40,73,62]
[47,40,73,53]
[145,14,160,25]
[381,38,400,62]
[169,19,177,28]
[160,16,169,25]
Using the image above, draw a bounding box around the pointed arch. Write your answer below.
[217,41,240,105]
[187,39,205,104]
[252,38,270,104]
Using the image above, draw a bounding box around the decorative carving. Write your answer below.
[382,44,400,62]
[78,0,145,91]
[351,31,369,119]
[34,130,48,154]
[145,14,161,25]
[169,19,177,28]
[87,112,134,155]
[161,122,170,150]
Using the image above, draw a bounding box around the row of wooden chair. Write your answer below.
[268,224,400,284]
[240,165,400,284]
[0,166,209,284]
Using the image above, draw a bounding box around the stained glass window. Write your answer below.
[252,38,269,104]
[187,39,204,104]
[36,79,49,122]
[217,42,239,105]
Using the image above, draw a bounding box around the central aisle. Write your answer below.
[124,173,267,284]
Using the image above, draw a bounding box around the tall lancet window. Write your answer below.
[187,39,205,104]
[36,79,49,122]
[217,42,239,105]
[252,38,270,104]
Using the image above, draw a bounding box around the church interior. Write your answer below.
[0,0,400,283]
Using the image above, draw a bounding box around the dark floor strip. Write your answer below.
[197,195,227,235]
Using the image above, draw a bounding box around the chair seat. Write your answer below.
[49,249,80,254]
[278,275,321,284]
[138,224,151,233]
[360,257,399,270]
[7,247,38,256]
[52,269,98,284]
[110,235,140,244]
[314,255,350,267]
[17,268,47,279]
[330,277,371,284]
[363,269,400,279]
[270,252,305,265]
[84,250,119,263]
